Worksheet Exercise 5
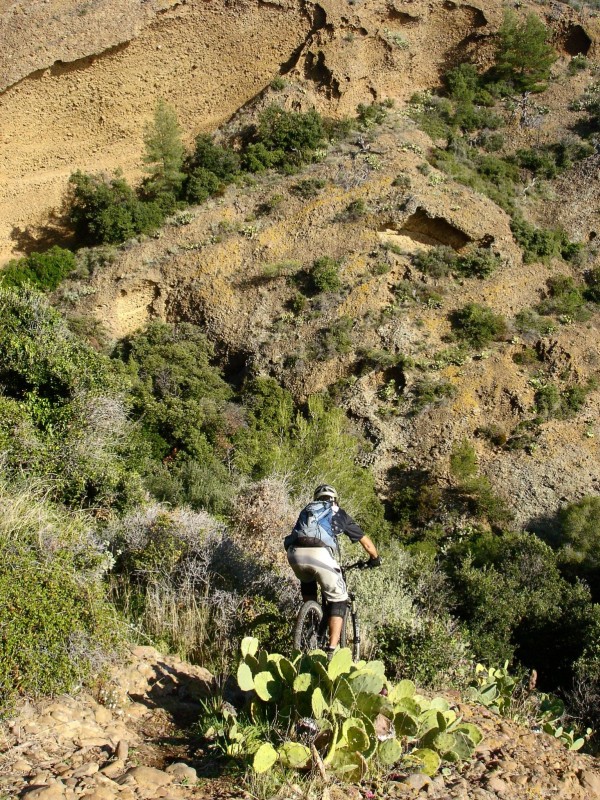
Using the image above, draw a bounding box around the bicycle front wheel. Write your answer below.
[293,600,325,653]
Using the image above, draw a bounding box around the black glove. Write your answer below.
[367,556,381,568]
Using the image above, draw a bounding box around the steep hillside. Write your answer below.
[2,0,599,262]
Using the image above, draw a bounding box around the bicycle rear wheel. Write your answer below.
[293,600,325,652]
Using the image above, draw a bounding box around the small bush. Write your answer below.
[584,266,600,303]
[270,76,286,91]
[242,106,326,173]
[69,171,165,245]
[336,198,367,222]
[511,217,582,265]
[536,275,589,321]
[1,246,76,292]
[356,102,388,128]
[450,303,507,347]
[309,256,341,293]
[186,134,240,182]
[514,308,555,337]
[412,378,456,411]
[289,178,326,199]
[450,439,478,481]
[555,496,600,597]
[184,167,223,204]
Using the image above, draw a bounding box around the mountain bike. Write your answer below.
[292,560,371,661]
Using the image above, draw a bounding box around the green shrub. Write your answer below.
[311,317,353,360]
[514,308,555,337]
[113,321,233,461]
[511,217,582,265]
[584,267,600,303]
[536,275,588,321]
[270,76,286,91]
[242,106,326,172]
[0,246,76,292]
[356,102,389,128]
[309,256,341,293]
[450,303,507,347]
[445,530,593,685]
[289,178,326,199]
[375,618,471,689]
[0,477,119,710]
[411,378,456,411]
[0,287,143,509]
[69,171,165,245]
[186,134,240,182]
[184,167,223,204]
[336,198,367,221]
[450,439,478,481]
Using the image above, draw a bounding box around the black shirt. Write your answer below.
[331,507,364,543]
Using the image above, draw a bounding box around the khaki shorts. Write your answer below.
[287,546,348,602]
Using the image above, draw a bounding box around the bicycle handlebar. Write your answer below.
[343,559,377,571]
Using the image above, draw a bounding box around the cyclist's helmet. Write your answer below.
[314,484,338,503]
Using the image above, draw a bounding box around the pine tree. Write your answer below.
[496,11,557,94]
[142,99,186,198]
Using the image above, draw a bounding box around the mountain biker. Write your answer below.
[284,484,381,655]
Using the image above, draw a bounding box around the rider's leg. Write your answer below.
[328,613,344,647]
[328,601,347,648]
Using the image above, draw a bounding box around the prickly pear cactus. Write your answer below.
[223,637,483,781]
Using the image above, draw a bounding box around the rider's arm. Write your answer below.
[359,535,378,560]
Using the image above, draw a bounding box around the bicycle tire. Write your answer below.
[293,600,325,653]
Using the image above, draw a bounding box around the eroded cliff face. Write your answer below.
[3,0,598,264]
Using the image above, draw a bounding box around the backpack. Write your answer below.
[284,501,338,554]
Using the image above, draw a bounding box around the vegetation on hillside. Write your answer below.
[2,10,600,790]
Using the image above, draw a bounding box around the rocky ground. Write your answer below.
[2,647,600,800]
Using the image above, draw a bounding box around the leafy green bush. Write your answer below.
[69,171,165,245]
[413,246,501,280]
[585,267,600,303]
[187,134,240,181]
[514,309,555,337]
[411,378,456,412]
[309,256,341,293]
[289,178,326,199]
[114,321,233,462]
[0,287,143,509]
[184,167,223,204]
[374,618,471,689]
[450,439,478,481]
[536,275,589,321]
[554,497,600,595]
[241,106,326,173]
[445,531,596,686]
[450,303,507,347]
[0,477,119,710]
[0,246,76,292]
[511,217,582,265]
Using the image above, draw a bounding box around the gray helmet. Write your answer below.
[314,484,338,502]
